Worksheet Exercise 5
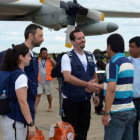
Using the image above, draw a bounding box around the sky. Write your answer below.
[0,0,140,53]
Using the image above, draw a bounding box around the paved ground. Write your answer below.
[0,79,139,140]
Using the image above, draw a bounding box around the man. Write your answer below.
[61,29,99,140]
[93,49,106,115]
[35,47,56,112]
[23,24,44,126]
[102,33,136,140]
[128,36,140,140]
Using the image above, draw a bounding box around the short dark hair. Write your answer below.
[40,47,47,54]
[24,24,43,39]
[69,29,83,41]
[107,33,124,53]
[129,36,140,48]
[2,44,29,71]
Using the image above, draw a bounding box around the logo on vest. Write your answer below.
[87,56,93,62]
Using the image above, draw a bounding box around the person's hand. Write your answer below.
[94,96,100,107]
[86,80,99,93]
[28,125,36,137]
[102,114,110,126]
[47,54,50,59]
[99,84,104,90]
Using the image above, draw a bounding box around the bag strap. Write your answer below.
[84,51,94,62]
[67,51,73,62]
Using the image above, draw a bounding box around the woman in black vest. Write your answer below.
[1,44,36,140]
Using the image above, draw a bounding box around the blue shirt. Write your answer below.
[128,56,140,98]
[104,53,135,113]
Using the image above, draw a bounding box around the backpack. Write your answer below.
[51,51,73,89]
[51,52,67,78]
[0,71,13,115]
[51,51,73,116]
[0,71,23,115]
[0,50,6,70]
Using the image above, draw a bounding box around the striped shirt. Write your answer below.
[104,53,135,113]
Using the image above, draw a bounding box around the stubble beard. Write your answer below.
[32,40,42,48]
[80,44,85,50]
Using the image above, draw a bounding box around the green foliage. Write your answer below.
[124,51,130,57]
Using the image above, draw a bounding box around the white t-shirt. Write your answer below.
[15,74,28,90]
[61,51,97,98]
[61,51,97,73]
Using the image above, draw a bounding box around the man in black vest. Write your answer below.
[19,24,44,136]
[61,29,99,140]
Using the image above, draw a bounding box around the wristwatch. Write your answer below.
[104,112,110,116]
[27,122,34,127]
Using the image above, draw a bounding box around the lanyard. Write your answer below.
[41,59,46,68]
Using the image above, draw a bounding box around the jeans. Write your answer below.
[133,100,140,140]
[104,109,136,140]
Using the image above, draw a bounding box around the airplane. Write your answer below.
[0,0,140,48]
[0,0,18,4]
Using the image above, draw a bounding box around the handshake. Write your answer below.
[85,80,102,93]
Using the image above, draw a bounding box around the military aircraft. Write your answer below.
[0,0,140,48]
[0,0,18,3]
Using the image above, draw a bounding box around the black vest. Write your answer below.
[63,50,96,102]
[7,68,34,123]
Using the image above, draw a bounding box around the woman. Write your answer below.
[1,44,36,140]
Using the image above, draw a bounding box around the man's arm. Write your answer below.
[105,81,116,112]
[63,71,99,93]
[92,72,98,83]
[47,54,56,66]
[102,81,116,126]
[62,53,99,92]
[50,58,56,66]
[63,71,87,87]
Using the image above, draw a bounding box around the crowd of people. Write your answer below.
[0,23,140,140]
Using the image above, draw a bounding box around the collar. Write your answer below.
[29,50,34,57]
[111,53,125,60]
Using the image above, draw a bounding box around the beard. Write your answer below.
[79,41,85,49]
[80,44,85,49]
[32,40,42,47]
[32,36,43,47]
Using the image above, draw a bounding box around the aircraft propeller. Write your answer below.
[41,0,104,48]
[60,0,104,48]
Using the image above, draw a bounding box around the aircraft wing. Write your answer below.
[0,0,18,4]
[0,1,41,20]
[76,9,140,26]
[97,9,140,18]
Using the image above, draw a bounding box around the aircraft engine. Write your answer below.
[77,22,118,36]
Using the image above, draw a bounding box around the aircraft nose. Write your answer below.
[107,23,118,33]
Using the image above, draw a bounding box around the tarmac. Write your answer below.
[0,79,139,140]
